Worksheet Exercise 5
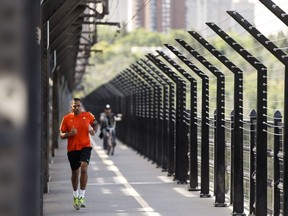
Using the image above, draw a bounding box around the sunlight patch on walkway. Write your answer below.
[173,187,199,198]
[96,177,105,184]
[107,165,119,172]
[101,188,112,194]
[119,145,128,150]
[113,176,128,184]
[91,166,99,171]
[102,159,114,166]
[157,175,173,183]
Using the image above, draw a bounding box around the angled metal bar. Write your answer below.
[50,6,85,40]
[95,21,121,27]
[49,20,81,50]
[259,0,288,26]
[42,0,71,23]
[227,11,288,64]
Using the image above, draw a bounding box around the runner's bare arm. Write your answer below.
[60,128,77,139]
[89,119,98,135]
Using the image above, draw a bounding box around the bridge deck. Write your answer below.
[44,134,232,216]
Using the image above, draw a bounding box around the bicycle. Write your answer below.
[105,127,114,155]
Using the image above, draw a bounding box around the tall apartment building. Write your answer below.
[107,0,185,33]
[106,0,254,33]
[186,0,235,31]
[132,0,186,33]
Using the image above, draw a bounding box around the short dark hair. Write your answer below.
[73,98,81,102]
[70,98,81,106]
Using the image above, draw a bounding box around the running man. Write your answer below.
[59,98,98,210]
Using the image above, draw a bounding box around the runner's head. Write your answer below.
[71,98,81,115]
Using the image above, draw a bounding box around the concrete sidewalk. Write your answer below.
[43,135,233,216]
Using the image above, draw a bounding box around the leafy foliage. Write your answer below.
[75,28,286,117]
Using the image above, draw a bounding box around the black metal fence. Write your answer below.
[82,1,288,215]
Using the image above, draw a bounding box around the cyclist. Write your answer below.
[99,104,120,155]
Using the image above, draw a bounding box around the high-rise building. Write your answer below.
[186,0,234,31]
[106,0,186,33]
[170,0,186,30]
[132,0,186,32]
[106,0,255,33]
[102,0,133,31]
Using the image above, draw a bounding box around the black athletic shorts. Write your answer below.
[67,147,92,170]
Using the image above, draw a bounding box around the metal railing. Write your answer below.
[62,1,288,215]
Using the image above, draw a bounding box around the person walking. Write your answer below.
[59,98,98,210]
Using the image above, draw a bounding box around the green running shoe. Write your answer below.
[73,196,80,210]
[79,197,86,208]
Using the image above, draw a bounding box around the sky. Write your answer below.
[249,0,288,35]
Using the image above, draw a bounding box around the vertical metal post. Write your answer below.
[147,54,189,184]
[230,111,235,205]
[214,109,217,196]
[207,22,268,214]
[284,66,288,216]
[26,0,42,214]
[176,39,226,206]
[41,20,50,195]
[189,30,244,214]
[249,110,257,215]
[52,70,59,157]
[253,5,288,213]
[138,60,170,171]
[166,46,211,197]
[274,110,282,216]
[226,11,288,215]
[157,49,199,190]
[131,64,163,165]
[200,78,210,197]
[143,59,176,176]
[125,70,140,151]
